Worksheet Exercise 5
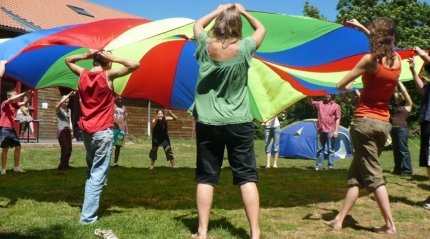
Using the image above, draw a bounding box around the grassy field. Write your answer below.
[0,138,429,239]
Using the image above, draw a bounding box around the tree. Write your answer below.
[336,0,430,48]
[303,0,327,20]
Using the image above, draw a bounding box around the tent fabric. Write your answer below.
[279,119,352,160]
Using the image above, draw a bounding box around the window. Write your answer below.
[67,5,94,18]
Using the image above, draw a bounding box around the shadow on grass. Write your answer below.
[0,166,349,211]
[0,224,66,239]
[388,195,421,207]
[174,214,249,239]
[310,210,373,233]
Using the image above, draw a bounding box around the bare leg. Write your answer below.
[29,122,34,134]
[273,152,279,168]
[194,183,214,239]
[240,182,260,239]
[114,146,120,164]
[265,154,271,168]
[373,185,396,234]
[13,146,21,167]
[427,167,430,181]
[1,147,8,169]
[325,186,359,230]
[170,159,176,167]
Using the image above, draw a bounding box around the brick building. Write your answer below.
[0,0,195,140]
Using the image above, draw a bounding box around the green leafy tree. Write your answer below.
[303,0,327,20]
[337,0,430,130]
[337,0,430,48]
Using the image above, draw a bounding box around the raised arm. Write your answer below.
[235,4,266,49]
[345,19,370,37]
[414,46,430,64]
[65,49,98,76]
[55,91,75,111]
[97,51,139,80]
[4,90,31,105]
[408,57,425,94]
[0,60,6,78]
[193,4,229,39]
[165,110,178,121]
[397,81,413,111]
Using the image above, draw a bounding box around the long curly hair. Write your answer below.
[368,17,397,67]
[209,5,242,42]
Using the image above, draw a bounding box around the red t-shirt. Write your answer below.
[78,70,115,134]
[354,60,400,122]
[0,101,19,128]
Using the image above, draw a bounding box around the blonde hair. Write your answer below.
[368,17,396,67]
[209,5,242,42]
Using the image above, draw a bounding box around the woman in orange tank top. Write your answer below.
[325,18,399,234]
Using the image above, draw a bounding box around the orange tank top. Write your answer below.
[354,57,400,121]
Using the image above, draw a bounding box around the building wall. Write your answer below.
[35,88,195,140]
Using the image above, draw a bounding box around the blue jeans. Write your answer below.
[316,132,335,169]
[391,126,412,174]
[264,126,281,154]
[80,128,113,224]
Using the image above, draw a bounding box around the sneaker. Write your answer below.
[423,203,430,210]
[113,163,119,167]
[94,229,118,239]
[328,166,334,170]
[315,167,323,171]
[149,166,154,170]
[13,167,26,173]
[1,169,6,175]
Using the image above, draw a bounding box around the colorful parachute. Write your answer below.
[0,12,423,122]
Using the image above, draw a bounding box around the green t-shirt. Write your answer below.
[192,32,256,125]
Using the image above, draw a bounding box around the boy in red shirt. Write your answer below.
[0,89,34,175]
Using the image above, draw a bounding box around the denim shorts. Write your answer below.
[348,117,390,192]
[195,122,258,185]
[0,127,21,148]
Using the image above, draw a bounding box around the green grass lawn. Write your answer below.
[0,138,429,239]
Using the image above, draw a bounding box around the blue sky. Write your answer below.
[90,0,340,21]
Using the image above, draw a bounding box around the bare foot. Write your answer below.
[324,219,342,230]
[373,225,396,234]
[191,232,207,239]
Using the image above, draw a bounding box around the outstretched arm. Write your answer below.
[4,90,31,105]
[235,4,266,49]
[65,49,98,76]
[345,19,370,37]
[337,54,372,91]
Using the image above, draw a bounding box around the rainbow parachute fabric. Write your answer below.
[0,12,423,122]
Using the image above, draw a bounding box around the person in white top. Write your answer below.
[16,95,34,135]
[262,116,281,168]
